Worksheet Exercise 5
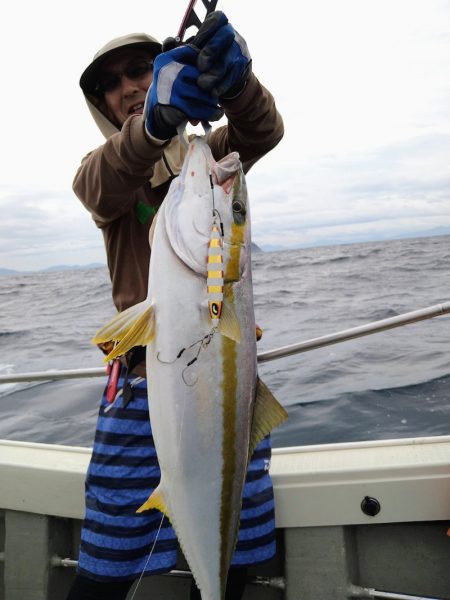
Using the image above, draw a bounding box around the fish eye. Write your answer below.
[232,201,245,214]
[232,199,246,225]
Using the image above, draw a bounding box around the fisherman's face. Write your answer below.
[99,49,154,127]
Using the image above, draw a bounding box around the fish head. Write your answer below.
[215,168,250,284]
[164,137,250,281]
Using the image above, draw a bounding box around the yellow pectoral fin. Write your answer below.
[92,301,155,362]
[249,378,288,458]
[136,486,170,521]
[218,286,240,342]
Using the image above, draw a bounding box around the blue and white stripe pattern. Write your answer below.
[77,368,276,581]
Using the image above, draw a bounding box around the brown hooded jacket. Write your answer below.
[73,33,284,312]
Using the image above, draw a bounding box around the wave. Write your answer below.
[291,372,450,407]
[0,329,32,339]
[273,373,450,447]
[365,308,400,320]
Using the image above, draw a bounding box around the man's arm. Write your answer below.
[73,117,167,225]
[209,72,284,173]
[192,11,284,172]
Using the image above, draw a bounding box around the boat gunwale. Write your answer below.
[1,435,449,527]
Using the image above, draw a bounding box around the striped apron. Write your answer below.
[77,368,276,582]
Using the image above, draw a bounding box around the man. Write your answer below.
[68,12,283,600]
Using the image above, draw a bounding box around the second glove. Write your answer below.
[192,11,252,99]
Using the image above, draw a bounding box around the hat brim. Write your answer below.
[80,41,162,95]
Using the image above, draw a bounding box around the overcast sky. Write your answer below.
[1,0,449,270]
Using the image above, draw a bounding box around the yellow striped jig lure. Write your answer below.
[207,170,224,327]
[207,212,224,327]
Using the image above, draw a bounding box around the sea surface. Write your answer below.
[0,235,449,448]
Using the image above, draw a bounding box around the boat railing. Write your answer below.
[7,553,446,598]
[45,559,450,598]
[0,301,449,384]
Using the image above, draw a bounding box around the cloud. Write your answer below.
[248,132,450,249]
[1,127,449,271]
[0,187,105,270]
[0,0,449,270]
[1,131,449,270]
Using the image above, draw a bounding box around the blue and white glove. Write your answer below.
[192,11,252,99]
[144,45,224,140]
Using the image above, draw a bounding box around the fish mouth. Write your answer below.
[127,102,145,116]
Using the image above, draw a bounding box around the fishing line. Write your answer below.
[128,511,166,600]
[128,365,191,599]
[210,169,224,237]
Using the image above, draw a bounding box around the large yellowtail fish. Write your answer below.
[93,137,287,600]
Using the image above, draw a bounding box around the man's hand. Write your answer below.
[144,45,224,140]
[192,11,252,99]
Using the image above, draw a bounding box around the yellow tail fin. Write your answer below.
[137,485,170,521]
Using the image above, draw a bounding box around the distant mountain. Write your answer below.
[251,242,263,253]
[42,263,105,272]
[411,227,450,239]
[0,263,106,276]
[261,229,450,254]
[260,244,286,252]
[0,267,20,276]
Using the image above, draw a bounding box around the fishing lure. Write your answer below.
[206,166,225,327]
[207,212,224,327]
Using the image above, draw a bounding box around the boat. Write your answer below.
[1,303,449,600]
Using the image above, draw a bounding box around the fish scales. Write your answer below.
[92,136,287,600]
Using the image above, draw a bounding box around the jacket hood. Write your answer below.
[80,33,184,187]
[80,32,161,96]
[80,33,161,139]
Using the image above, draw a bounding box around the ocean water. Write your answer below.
[0,234,449,448]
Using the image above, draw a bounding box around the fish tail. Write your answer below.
[136,484,170,519]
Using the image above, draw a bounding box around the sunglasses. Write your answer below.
[95,59,154,94]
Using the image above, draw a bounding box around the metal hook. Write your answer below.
[155,329,217,385]
[176,121,211,148]
[176,121,189,149]
[182,363,198,386]
[156,348,186,364]
[202,121,212,142]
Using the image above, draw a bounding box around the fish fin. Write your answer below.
[136,486,170,520]
[218,288,241,342]
[249,378,288,458]
[92,301,155,362]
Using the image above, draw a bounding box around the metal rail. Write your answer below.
[0,302,449,385]
[49,558,284,589]
[349,584,447,600]
[42,561,450,597]
[0,367,106,384]
[257,301,450,363]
